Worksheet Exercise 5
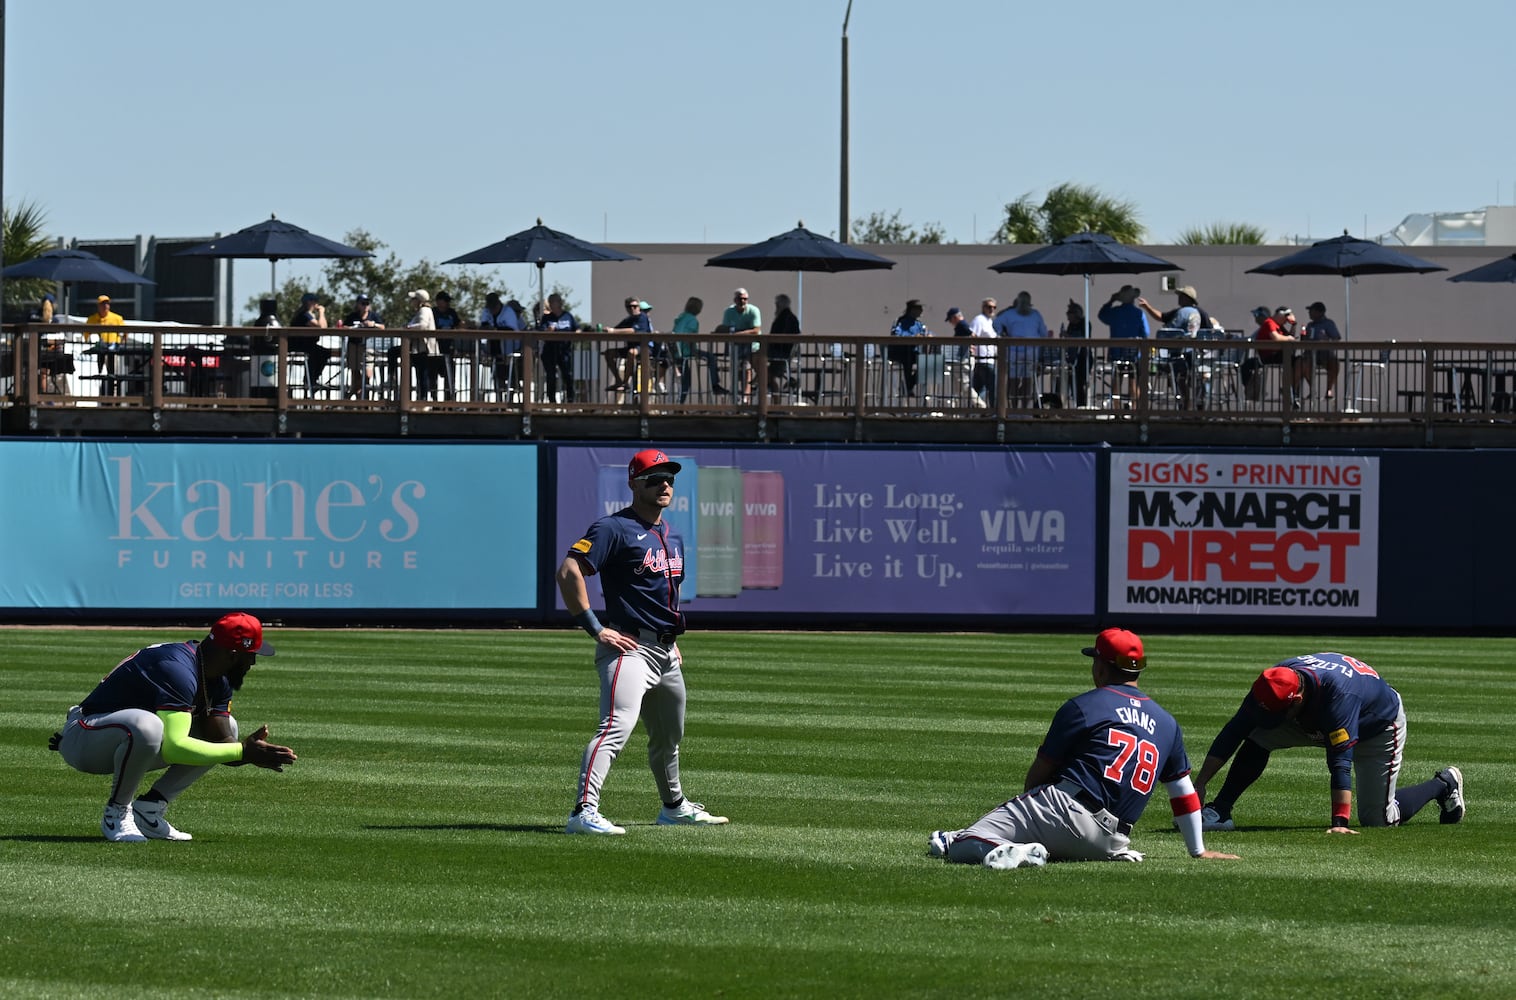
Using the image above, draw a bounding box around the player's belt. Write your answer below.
[615,624,680,647]
[1055,780,1133,836]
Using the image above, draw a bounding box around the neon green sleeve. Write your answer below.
[157,710,244,766]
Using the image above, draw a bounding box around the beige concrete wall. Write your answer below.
[592,243,1516,343]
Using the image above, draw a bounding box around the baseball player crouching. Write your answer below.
[930,629,1239,868]
[557,448,727,835]
[1191,653,1466,834]
[50,612,298,842]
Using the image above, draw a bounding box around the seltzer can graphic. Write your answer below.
[696,466,743,597]
[741,470,784,589]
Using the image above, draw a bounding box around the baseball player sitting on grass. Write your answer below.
[930,629,1239,868]
[1191,653,1465,834]
[49,612,298,843]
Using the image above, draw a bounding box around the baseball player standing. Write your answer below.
[557,448,728,835]
[930,629,1239,867]
[50,612,298,842]
[1192,653,1466,833]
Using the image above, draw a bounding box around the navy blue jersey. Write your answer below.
[538,310,576,333]
[1207,652,1402,790]
[79,640,232,718]
[1038,683,1191,827]
[568,508,685,634]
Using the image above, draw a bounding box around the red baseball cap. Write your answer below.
[1082,628,1146,671]
[1251,667,1302,712]
[628,448,682,478]
[208,612,275,656]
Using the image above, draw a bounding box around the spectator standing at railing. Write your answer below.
[85,295,126,396]
[887,298,931,402]
[432,292,462,401]
[288,293,332,397]
[766,293,801,399]
[1097,285,1150,408]
[1138,285,1209,409]
[993,292,1048,408]
[341,293,385,399]
[945,307,972,404]
[536,292,577,404]
[966,297,998,409]
[716,288,762,401]
[405,290,441,402]
[1060,300,1093,408]
[1303,301,1342,401]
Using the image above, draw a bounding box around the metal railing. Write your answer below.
[5,324,1514,428]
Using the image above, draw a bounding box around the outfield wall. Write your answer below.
[2,440,1511,630]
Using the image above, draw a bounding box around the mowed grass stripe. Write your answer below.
[3,629,1513,999]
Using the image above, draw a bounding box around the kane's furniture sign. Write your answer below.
[1108,453,1379,617]
[0,441,534,609]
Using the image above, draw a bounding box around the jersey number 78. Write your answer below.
[1104,730,1159,793]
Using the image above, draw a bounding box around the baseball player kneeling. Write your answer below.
[930,629,1240,868]
[1191,653,1466,834]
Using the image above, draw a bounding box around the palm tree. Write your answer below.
[1176,222,1267,245]
[996,183,1144,244]
[3,200,58,313]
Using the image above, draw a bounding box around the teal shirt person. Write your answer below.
[672,310,700,360]
[721,302,762,333]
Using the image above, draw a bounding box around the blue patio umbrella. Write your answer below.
[444,218,640,311]
[705,222,894,323]
[1447,254,1516,284]
[1247,232,1445,336]
[2,247,156,286]
[177,214,373,294]
[3,247,156,315]
[990,231,1181,356]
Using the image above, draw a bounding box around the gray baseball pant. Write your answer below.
[57,705,237,807]
[1249,689,1407,826]
[574,638,685,811]
[946,782,1143,863]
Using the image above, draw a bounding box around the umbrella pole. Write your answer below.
[1078,274,1090,408]
[538,263,547,404]
[270,259,277,297]
[1342,275,1355,412]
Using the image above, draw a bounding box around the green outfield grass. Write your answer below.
[2,628,1512,999]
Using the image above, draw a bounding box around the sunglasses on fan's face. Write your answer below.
[635,474,675,488]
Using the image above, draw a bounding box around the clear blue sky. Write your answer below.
[6,0,1515,297]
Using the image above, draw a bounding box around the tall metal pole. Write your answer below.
[839,0,852,243]
[1,0,8,320]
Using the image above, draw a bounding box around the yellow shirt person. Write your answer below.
[85,295,125,344]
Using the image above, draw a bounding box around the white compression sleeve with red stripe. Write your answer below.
[1165,774,1206,857]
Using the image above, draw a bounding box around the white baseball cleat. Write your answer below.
[133,798,193,841]
[1437,766,1466,825]
[565,806,626,835]
[982,842,1049,870]
[656,800,729,826]
[928,830,955,858]
[101,802,147,843]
